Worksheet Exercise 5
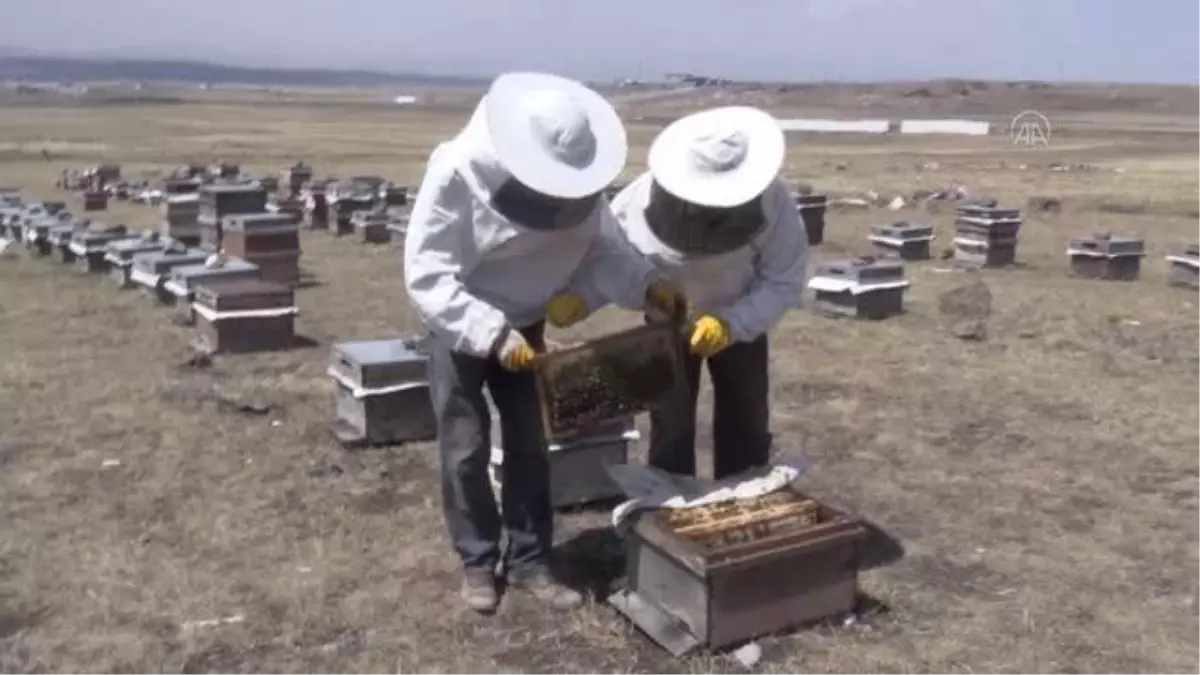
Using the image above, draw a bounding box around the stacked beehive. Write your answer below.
[953,204,1022,268]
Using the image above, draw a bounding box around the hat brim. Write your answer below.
[486,72,627,199]
[648,107,785,208]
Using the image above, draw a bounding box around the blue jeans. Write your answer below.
[426,322,552,577]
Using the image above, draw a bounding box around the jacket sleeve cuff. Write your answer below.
[452,305,509,358]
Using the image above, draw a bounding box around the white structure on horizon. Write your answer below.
[777,118,891,134]
[899,119,991,136]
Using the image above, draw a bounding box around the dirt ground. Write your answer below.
[0,82,1197,673]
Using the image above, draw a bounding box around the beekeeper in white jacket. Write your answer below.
[598,106,806,481]
[403,72,685,615]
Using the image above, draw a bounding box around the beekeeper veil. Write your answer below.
[461,72,629,231]
[644,106,786,255]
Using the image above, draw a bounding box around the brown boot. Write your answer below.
[461,569,499,614]
[508,570,584,610]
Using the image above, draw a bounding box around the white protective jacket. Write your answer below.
[403,100,657,358]
[610,173,808,344]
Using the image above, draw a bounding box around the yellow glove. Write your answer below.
[644,278,688,322]
[495,328,537,372]
[546,292,589,328]
[688,314,731,357]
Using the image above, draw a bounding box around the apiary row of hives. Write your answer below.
[2,191,300,356]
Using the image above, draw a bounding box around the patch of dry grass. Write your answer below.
[0,84,1196,673]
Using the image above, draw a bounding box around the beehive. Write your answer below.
[130,246,210,299]
[191,278,297,354]
[868,221,935,261]
[611,486,865,655]
[160,193,201,245]
[48,223,88,264]
[220,212,301,285]
[1067,233,1146,281]
[1166,243,1200,290]
[809,257,909,319]
[196,182,268,251]
[162,257,261,324]
[105,235,169,288]
[796,193,828,245]
[327,337,436,447]
[82,190,108,212]
[68,227,134,274]
[351,210,391,244]
[489,413,638,509]
[329,194,376,235]
[953,205,1022,268]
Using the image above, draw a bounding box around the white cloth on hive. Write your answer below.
[605,460,807,532]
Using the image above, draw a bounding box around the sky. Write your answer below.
[2,0,1197,84]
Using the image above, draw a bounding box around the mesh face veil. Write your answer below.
[644,180,767,256]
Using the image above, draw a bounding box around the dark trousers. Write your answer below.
[648,334,772,480]
[427,322,552,577]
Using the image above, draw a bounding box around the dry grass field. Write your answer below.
[0,82,1197,673]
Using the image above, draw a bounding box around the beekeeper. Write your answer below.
[403,72,684,615]
[604,106,807,480]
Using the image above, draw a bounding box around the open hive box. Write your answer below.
[612,485,865,655]
[533,322,685,442]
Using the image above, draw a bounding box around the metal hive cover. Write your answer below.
[334,337,429,366]
[871,221,933,239]
[223,212,298,231]
[817,257,905,282]
[170,258,259,285]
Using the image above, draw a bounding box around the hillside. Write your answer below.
[0,54,484,87]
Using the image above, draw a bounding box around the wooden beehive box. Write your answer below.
[49,223,88,264]
[953,205,1022,268]
[160,193,201,245]
[1067,233,1146,281]
[489,413,638,509]
[221,212,302,285]
[105,235,168,288]
[69,227,133,273]
[868,221,935,261]
[351,210,391,244]
[82,190,108,211]
[611,486,865,655]
[327,337,436,447]
[163,258,261,324]
[191,278,297,354]
[1166,243,1200,290]
[796,193,828,245]
[809,257,909,320]
[533,323,686,442]
[130,246,209,299]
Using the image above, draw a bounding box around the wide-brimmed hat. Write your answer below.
[647,106,785,208]
[486,72,627,199]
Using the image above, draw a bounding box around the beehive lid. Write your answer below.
[1068,233,1145,256]
[331,337,429,389]
[871,221,934,239]
[74,227,130,246]
[193,278,294,311]
[166,193,200,205]
[170,258,259,286]
[201,182,265,195]
[956,204,1021,220]
[132,248,208,273]
[222,212,298,232]
[816,256,905,282]
[107,235,165,255]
